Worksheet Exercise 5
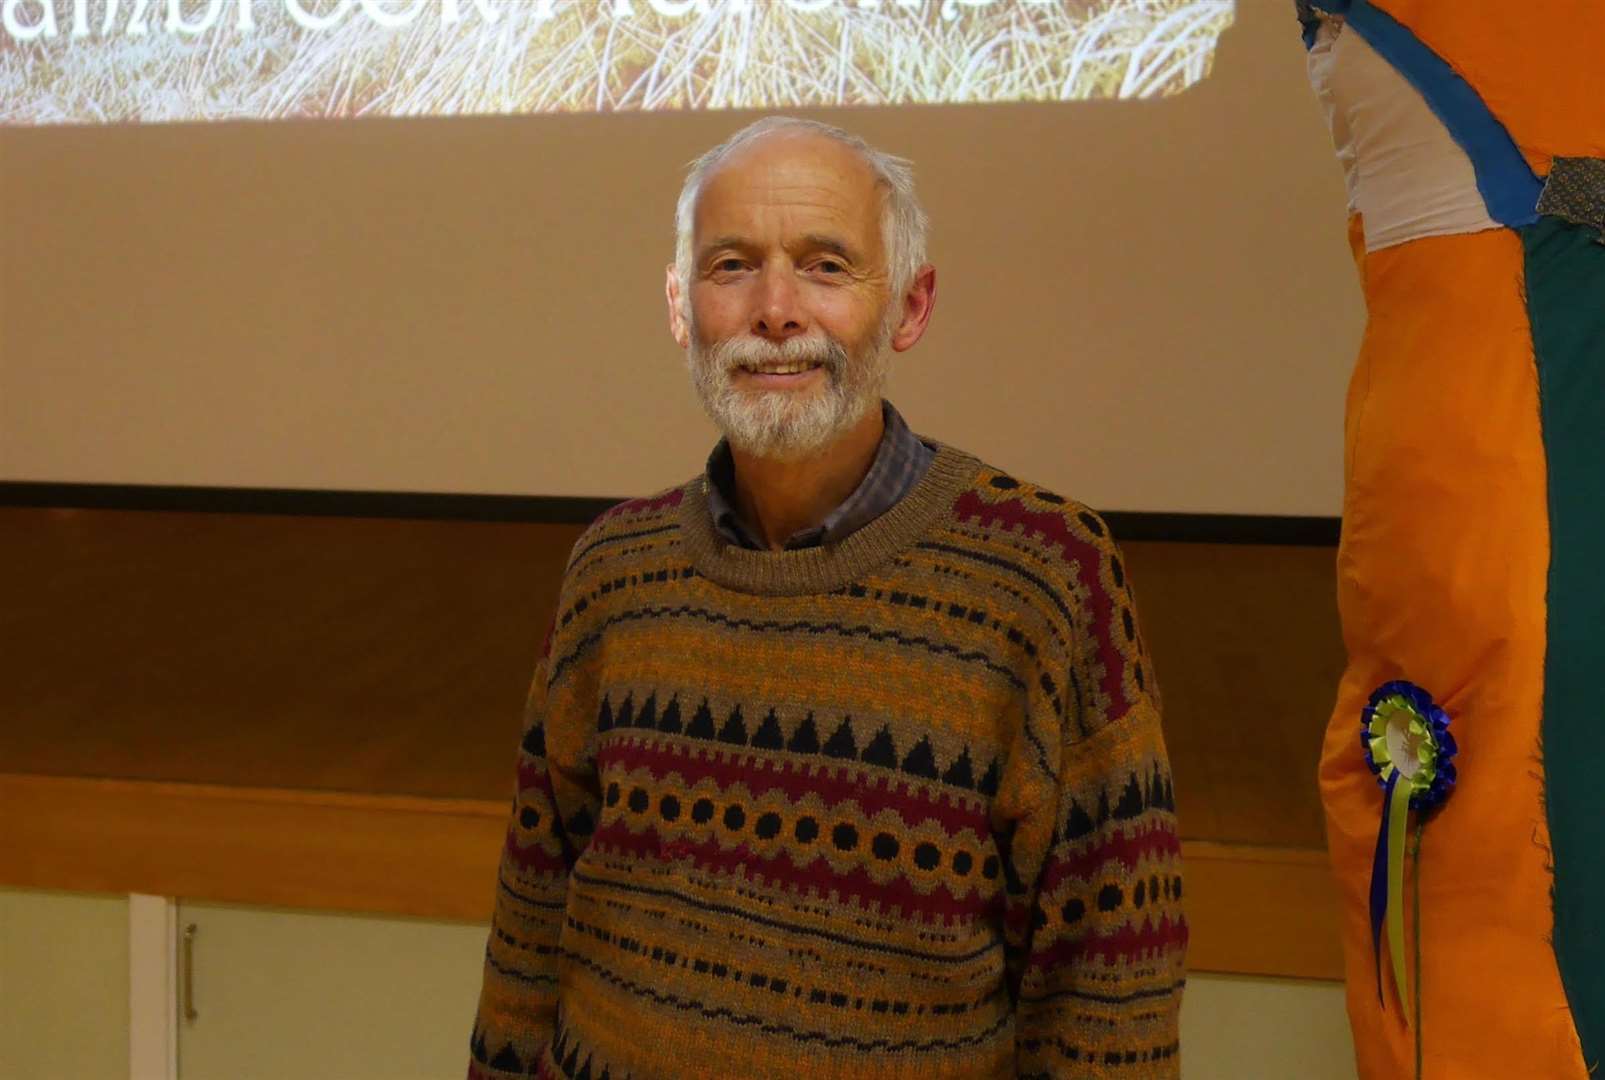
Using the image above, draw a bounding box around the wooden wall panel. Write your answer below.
[0,508,1346,976]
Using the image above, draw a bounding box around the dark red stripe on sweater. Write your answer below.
[1037,819,1182,895]
[1027,914,1189,972]
[599,737,990,838]
[517,759,556,796]
[599,487,684,521]
[588,821,1000,926]
[952,490,1129,715]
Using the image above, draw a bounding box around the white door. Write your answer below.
[0,888,130,1080]
[175,901,488,1080]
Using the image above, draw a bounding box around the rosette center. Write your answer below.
[1386,712,1427,780]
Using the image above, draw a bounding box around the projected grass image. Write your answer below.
[0,0,1234,125]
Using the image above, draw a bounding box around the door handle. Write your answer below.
[182,922,199,1022]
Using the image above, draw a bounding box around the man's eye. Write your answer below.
[815,260,845,274]
[714,258,745,273]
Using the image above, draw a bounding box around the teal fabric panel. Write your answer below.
[1527,213,1605,1070]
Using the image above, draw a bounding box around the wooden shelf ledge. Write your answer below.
[1,771,1343,980]
[0,772,505,922]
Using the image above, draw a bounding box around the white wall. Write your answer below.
[1183,974,1357,1080]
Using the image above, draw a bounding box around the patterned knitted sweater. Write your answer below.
[469,444,1186,1080]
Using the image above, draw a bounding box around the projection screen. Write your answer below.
[2,0,1233,123]
[0,1,1364,517]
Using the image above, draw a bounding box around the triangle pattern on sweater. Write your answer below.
[787,713,821,754]
[823,717,859,759]
[861,726,898,769]
[753,709,785,749]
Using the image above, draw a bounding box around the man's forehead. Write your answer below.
[694,132,882,240]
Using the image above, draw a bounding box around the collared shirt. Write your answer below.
[704,400,935,550]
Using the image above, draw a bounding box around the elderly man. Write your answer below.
[469,116,1185,1080]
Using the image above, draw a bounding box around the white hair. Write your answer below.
[673,116,929,314]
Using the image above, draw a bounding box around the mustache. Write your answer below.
[703,333,850,374]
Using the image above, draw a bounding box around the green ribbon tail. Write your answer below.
[1386,776,1412,1023]
[1413,820,1425,1075]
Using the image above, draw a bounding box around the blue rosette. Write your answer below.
[1361,679,1457,1027]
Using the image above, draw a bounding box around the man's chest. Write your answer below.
[564,578,1046,763]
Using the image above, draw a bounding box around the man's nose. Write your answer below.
[752,262,807,340]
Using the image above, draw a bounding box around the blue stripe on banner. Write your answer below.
[1342,0,1541,226]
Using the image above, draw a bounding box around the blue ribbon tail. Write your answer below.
[1370,770,1398,1005]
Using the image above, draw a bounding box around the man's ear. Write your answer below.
[666,264,691,349]
[890,264,937,353]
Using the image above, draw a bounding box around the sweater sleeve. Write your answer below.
[468,621,600,1079]
[1009,528,1187,1079]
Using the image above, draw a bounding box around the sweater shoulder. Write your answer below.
[939,459,1126,574]
[541,480,693,660]
[938,461,1152,733]
[563,479,692,577]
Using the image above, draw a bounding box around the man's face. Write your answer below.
[676,133,898,461]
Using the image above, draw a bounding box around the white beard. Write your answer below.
[686,314,895,462]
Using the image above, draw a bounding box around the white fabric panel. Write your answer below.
[1305,20,1359,217]
[1306,19,1498,251]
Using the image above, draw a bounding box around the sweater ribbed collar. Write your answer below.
[676,441,981,597]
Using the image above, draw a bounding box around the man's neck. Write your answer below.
[729,405,886,552]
